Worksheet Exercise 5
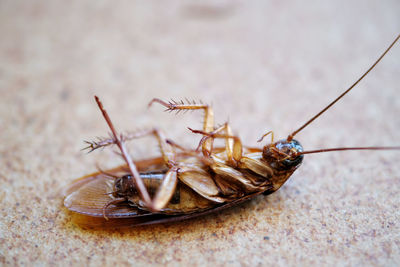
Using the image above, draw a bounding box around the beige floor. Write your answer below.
[1,1,399,266]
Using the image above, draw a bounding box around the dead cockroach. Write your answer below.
[64,35,400,228]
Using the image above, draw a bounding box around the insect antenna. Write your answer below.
[296,146,400,156]
[287,34,400,142]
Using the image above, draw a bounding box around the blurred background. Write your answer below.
[1,1,399,266]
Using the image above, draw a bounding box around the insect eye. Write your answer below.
[114,178,122,190]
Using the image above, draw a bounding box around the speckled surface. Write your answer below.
[1,1,400,266]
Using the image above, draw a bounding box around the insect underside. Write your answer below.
[64,98,304,227]
[63,35,399,227]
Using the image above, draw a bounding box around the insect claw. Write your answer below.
[82,140,99,153]
[148,98,160,108]
[81,143,93,152]
[257,131,274,143]
[188,127,208,136]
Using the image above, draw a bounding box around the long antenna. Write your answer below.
[297,146,400,156]
[287,34,400,141]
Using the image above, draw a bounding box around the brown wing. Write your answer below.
[63,157,215,218]
[64,172,149,218]
[64,157,273,227]
[63,157,167,218]
[63,170,217,218]
[68,191,266,228]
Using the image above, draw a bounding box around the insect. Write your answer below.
[64,35,400,228]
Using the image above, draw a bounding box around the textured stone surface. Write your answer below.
[1,1,399,266]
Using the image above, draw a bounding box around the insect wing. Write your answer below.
[69,190,266,228]
[64,172,144,218]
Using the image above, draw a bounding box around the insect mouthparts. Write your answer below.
[262,139,304,169]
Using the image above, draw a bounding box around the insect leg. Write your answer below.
[129,128,176,167]
[211,164,260,193]
[95,129,181,210]
[151,166,179,210]
[178,164,226,203]
[94,96,153,208]
[189,126,243,166]
[86,128,176,167]
[102,198,126,220]
[193,123,234,157]
[120,130,181,211]
[148,98,215,153]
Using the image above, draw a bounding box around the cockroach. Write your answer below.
[64,35,400,228]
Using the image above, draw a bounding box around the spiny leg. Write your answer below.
[85,128,176,168]
[94,96,152,208]
[94,96,180,211]
[148,98,215,153]
[83,129,157,152]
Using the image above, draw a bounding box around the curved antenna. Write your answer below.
[287,34,400,141]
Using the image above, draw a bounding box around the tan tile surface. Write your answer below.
[1,1,399,266]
